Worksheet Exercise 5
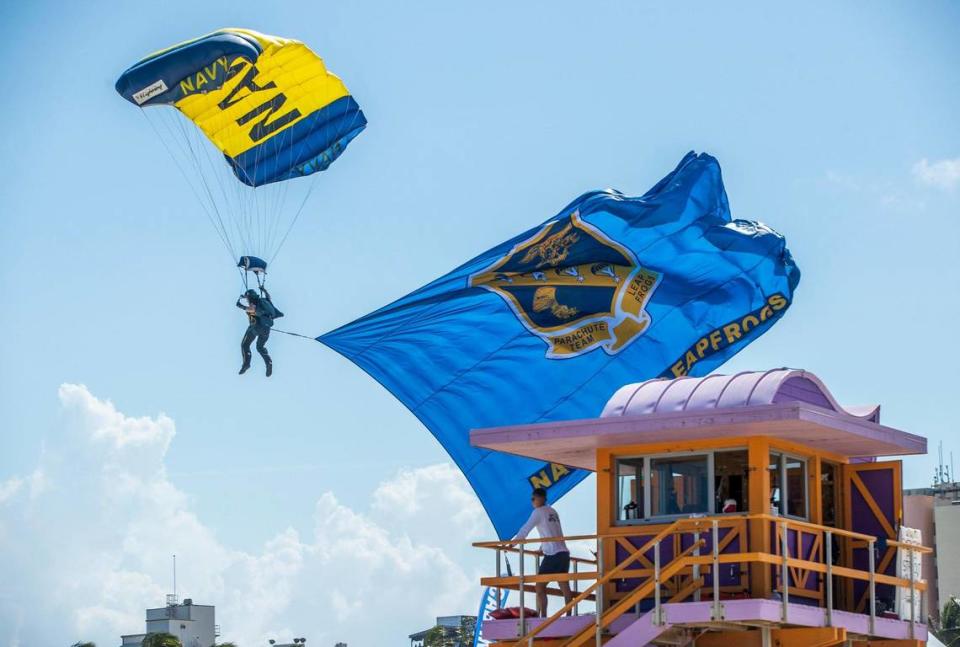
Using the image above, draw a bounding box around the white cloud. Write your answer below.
[0,469,42,506]
[373,462,487,535]
[0,477,23,504]
[0,384,491,647]
[912,157,960,191]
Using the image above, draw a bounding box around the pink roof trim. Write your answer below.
[601,368,881,423]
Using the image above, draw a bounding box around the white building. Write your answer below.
[120,596,219,647]
[904,481,960,621]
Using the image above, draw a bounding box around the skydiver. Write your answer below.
[236,286,282,377]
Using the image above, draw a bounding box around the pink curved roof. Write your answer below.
[601,369,881,423]
[470,369,924,468]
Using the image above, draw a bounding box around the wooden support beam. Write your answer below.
[748,438,771,599]
[694,631,923,647]
[811,455,824,526]
[770,627,846,647]
[668,576,703,602]
[694,631,762,647]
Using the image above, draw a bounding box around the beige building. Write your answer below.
[904,482,960,622]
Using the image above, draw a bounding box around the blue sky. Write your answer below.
[1,1,958,644]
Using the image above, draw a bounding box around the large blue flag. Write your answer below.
[319,152,800,538]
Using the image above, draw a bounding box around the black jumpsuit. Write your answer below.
[237,297,276,368]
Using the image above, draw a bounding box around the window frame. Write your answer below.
[613,448,751,526]
[768,450,809,521]
[615,456,645,522]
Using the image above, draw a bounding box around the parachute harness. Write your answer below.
[242,276,315,341]
[240,266,267,292]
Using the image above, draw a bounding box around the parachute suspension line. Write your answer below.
[262,128,301,262]
[249,126,271,257]
[190,116,249,255]
[183,110,248,259]
[139,109,237,265]
[269,173,319,266]
[167,109,240,255]
[175,112,249,257]
[268,103,366,266]
[265,88,357,266]
[263,125,295,257]
[251,128,266,253]
[250,113,298,264]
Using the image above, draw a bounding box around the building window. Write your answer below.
[616,457,644,521]
[614,450,751,523]
[785,457,808,518]
[769,453,783,515]
[821,461,839,528]
[650,455,709,516]
[613,449,806,524]
[714,450,748,514]
[769,452,808,519]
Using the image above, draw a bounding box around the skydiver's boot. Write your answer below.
[239,351,252,375]
[258,342,272,378]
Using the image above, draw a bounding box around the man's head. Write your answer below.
[244,289,259,303]
[531,487,547,508]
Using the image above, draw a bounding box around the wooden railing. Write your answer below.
[473,513,932,647]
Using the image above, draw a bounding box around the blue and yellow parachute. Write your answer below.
[116,29,366,280]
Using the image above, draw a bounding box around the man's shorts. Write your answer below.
[538,551,571,575]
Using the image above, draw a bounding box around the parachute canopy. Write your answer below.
[116,29,366,280]
[116,28,366,187]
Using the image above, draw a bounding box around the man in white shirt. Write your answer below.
[513,487,573,617]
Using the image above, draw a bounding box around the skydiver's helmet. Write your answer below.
[244,289,259,302]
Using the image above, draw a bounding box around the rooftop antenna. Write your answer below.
[935,441,946,486]
[164,554,179,607]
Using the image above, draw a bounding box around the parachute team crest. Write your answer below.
[469,210,662,358]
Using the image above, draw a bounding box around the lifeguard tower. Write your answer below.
[472,369,932,646]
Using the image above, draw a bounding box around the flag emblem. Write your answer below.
[470,211,662,358]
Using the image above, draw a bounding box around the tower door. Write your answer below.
[842,460,902,614]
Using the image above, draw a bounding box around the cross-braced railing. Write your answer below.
[474,513,932,647]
